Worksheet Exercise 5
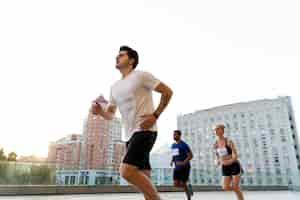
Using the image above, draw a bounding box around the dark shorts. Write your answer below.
[173,166,190,182]
[123,131,157,170]
[222,161,242,176]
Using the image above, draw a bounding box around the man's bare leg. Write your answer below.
[174,180,191,200]
[120,163,160,200]
[131,170,152,200]
[142,170,153,200]
[182,182,191,200]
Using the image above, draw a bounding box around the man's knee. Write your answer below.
[174,183,180,187]
[119,164,137,180]
[142,170,151,178]
[232,185,240,192]
[222,185,232,191]
[174,180,184,188]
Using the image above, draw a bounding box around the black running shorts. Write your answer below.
[173,166,191,182]
[123,131,157,170]
[222,161,242,176]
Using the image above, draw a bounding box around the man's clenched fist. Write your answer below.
[91,103,103,115]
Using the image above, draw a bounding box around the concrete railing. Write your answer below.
[0,185,289,196]
[289,185,300,191]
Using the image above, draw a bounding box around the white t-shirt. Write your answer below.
[109,70,161,141]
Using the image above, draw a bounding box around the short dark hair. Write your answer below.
[119,46,139,69]
[174,130,182,136]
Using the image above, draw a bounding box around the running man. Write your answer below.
[91,46,173,200]
[213,124,245,200]
[171,130,193,200]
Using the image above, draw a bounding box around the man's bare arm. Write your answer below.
[139,81,173,130]
[183,152,193,165]
[92,103,116,120]
[153,82,173,118]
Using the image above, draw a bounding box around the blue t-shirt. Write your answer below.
[171,141,191,170]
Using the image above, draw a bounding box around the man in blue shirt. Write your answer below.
[171,130,194,200]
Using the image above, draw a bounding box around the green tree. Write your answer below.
[0,148,7,161]
[0,162,8,184]
[7,152,17,161]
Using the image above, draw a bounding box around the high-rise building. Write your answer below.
[47,134,83,169]
[112,140,126,170]
[52,114,123,185]
[81,111,122,170]
[107,120,124,169]
[150,144,173,185]
[177,96,300,187]
[48,95,124,184]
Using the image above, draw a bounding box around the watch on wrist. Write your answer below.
[153,112,159,119]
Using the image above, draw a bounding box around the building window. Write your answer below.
[85,176,89,185]
[79,176,84,184]
[70,176,76,185]
[234,122,239,131]
[208,178,212,184]
[225,123,230,129]
[267,177,273,185]
[276,169,281,175]
[281,135,287,142]
[248,177,253,185]
[276,177,283,185]
[65,176,70,185]
[214,178,219,184]
[256,168,262,175]
[240,178,244,185]
[268,122,273,128]
[257,178,262,185]
[250,120,255,129]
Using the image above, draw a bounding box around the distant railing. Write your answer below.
[0,161,121,186]
[0,161,298,189]
[0,161,56,185]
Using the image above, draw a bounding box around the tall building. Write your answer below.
[48,95,124,184]
[150,144,172,169]
[112,140,126,170]
[107,120,124,169]
[47,134,83,169]
[51,114,123,185]
[150,144,173,186]
[81,111,122,170]
[177,96,300,187]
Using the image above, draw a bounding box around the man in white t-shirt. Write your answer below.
[91,46,173,200]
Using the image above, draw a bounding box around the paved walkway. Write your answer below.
[0,191,299,200]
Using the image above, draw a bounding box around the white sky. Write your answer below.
[0,0,299,157]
